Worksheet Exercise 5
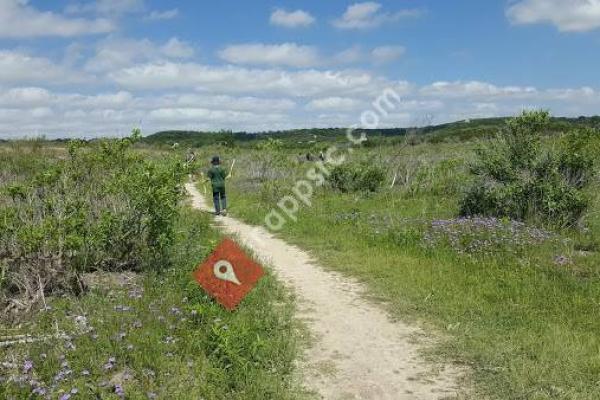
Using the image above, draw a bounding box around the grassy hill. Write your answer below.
[143,116,600,148]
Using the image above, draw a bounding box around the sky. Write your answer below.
[0,0,599,138]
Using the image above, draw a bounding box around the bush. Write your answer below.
[460,110,599,227]
[0,131,190,313]
[327,161,386,193]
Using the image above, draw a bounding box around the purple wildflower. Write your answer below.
[554,255,571,266]
[54,367,72,382]
[32,386,47,396]
[23,360,33,373]
[128,289,143,299]
[423,217,556,255]
[115,384,125,398]
[103,357,116,371]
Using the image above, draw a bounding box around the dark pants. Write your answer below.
[212,188,227,214]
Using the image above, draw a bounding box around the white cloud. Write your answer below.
[218,43,320,67]
[161,38,195,58]
[0,87,300,138]
[218,43,403,67]
[507,0,600,32]
[270,8,315,28]
[0,50,85,84]
[66,0,144,16]
[332,2,422,30]
[1,80,599,139]
[420,81,539,99]
[0,0,114,38]
[166,94,296,112]
[219,43,408,67]
[85,37,194,72]
[541,86,591,101]
[65,91,134,109]
[371,46,405,64]
[147,108,286,124]
[394,99,444,111]
[0,87,52,107]
[333,46,364,64]
[145,8,178,21]
[0,107,54,122]
[109,61,410,98]
[306,97,363,111]
[473,102,499,113]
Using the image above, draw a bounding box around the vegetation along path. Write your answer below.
[186,182,464,400]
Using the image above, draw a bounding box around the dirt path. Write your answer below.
[186,183,464,400]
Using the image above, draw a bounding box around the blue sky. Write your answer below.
[0,0,599,138]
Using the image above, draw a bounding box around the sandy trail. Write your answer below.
[186,183,463,400]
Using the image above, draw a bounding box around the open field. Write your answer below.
[1,114,599,399]
[186,118,600,399]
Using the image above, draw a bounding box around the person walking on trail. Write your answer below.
[207,156,228,216]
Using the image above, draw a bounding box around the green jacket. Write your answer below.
[207,165,227,191]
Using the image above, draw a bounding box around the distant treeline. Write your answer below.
[2,116,599,146]
[142,116,600,148]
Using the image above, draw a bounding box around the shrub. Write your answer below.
[327,161,386,193]
[460,110,599,227]
[0,131,190,313]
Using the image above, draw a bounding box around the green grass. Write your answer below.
[214,142,600,400]
[1,207,310,400]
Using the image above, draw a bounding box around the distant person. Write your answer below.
[207,156,228,216]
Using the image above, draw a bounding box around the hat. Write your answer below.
[211,156,220,165]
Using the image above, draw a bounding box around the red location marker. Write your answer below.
[194,238,265,310]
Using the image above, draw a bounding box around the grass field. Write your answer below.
[2,117,599,399]
[194,134,600,399]
[0,142,310,400]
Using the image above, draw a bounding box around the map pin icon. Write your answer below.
[213,260,242,285]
